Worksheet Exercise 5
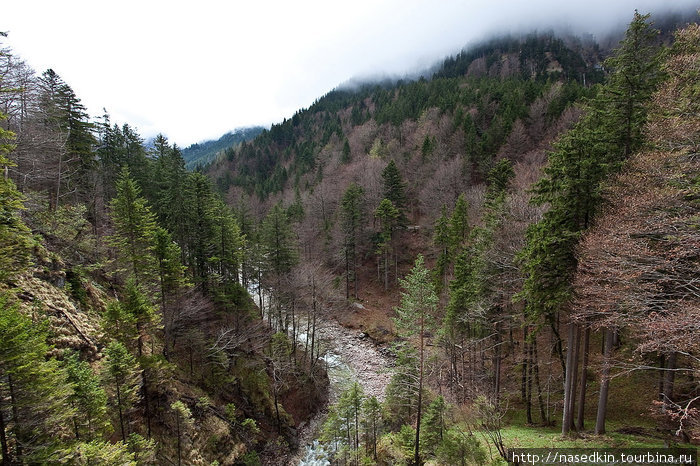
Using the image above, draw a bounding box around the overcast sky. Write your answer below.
[4,0,697,146]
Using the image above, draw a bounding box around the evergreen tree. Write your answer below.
[420,396,447,457]
[72,440,135,465]
[261,204,298,329]
[340,183,365,299]
[102,341,139,442]
[602,11,664,158]
[108,167,158,287]
[64,352,109,441]
[448,193,469,253]
[341,138,351,164]
[361,396,382,460]
[0,295,73,464]
[381,160,408,225]
[261,203,299,278]
[374,198,400,291]
[210,200,246,289]
[152,226,187,309]
[432,205,451,292]
[171,401,193,466]
[183,172,218,287]
[393,255,438,466]
[0,114,33,281]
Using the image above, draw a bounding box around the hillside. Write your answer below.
[181,126,265,170]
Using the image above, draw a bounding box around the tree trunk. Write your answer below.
[595,328,614,435]
[576,327,590,430]
[526,338,533,425]
[141,370,152,439]
[345,247,350,300]
[562,323,580,435]
[8,374,23,462]
[532,337,547,425]
[493,329,501,404]
[0,397,10,465]
[115,376,126,441]
[175,412,182,466]
[662,352,677,412]
[414,316,425,466]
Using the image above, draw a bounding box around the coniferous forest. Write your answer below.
[1,9,699,466]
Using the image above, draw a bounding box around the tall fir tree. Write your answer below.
[393,255,438,466]
[381,160,408,225]
[340,183,365,299]
[108,167,158,287]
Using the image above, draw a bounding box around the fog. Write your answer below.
[3,0,697,145]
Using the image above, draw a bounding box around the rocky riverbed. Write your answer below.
[292,316,393,465]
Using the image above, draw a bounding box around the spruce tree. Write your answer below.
[108,167,158,287]
[64,352,109,441]
[102,341,139,442]
[340,183,365,299]
[0,295,73,464]
[0,115,33,281]
[374,199,400,291]
[393,255,438,466]
[381,160,408,225]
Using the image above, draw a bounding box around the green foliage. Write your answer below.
[341,183,365,298]
[241,418,261,435]
[518,12,664,326]
[261,203,299,277]
[0,294,73,464]
[384,342,419,427]
[381,160,408,224]
[448,194,470,251]
[108,167,158,286]
[420,395,447,456]
[0,115,33,281]
[435,426,487,466]
[152,226,187,306]
[72,440,135,465]
[102,341,139,441]
[602,11,665,158]
[64,352,110,440]
[394,255,437,339]
[432,204,451,292]
[126,433,156,464]
[341,138,352,163]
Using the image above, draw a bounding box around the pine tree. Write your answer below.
[361,396,382,460]
[393,255,438,466]
[340,183,365,299]
[102,341,139,442]
[108,167,158,287]
[420,396,447,457]
[381,160,408,225]
[0,113,33,281]
[448,194,469,253]
[0,294,73,464]
[64,352,109,441]
[374,199,400,291]
[602,10,664,159]
[183,172,218,287]
[432,205,451,292]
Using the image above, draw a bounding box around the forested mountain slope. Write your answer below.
[181,126,265,170]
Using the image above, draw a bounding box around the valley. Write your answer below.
[0,6,699,465]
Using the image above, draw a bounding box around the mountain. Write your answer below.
[181,126,265,170]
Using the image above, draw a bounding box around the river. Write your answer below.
[249,284,393,465]
[293,315,393,465]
